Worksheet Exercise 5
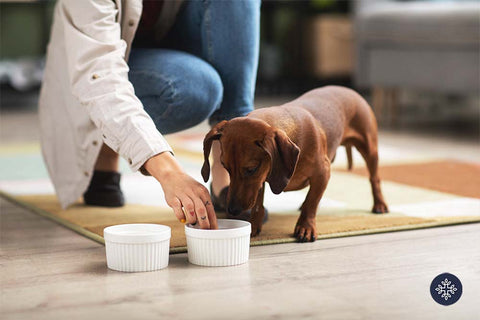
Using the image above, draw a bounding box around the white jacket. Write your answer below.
[39,0,182,208]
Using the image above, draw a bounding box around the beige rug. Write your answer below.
[2,191,478,254]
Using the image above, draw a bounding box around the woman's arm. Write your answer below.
[59,0,217,228]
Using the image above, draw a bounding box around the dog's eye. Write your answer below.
[244,166,258,176]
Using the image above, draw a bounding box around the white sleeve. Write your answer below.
[59,0,172,171]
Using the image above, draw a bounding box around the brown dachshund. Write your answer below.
[202,86,388,242]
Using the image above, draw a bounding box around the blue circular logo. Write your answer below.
[430,273,462,306]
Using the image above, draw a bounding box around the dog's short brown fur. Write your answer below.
[202,86,388,242]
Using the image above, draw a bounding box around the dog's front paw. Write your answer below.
[249,207,266,237]
[250,218,263,237]
[372,202,389,214]
[251,224,262,237]
[294,219,317,242]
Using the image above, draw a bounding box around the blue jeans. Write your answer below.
[128,0,261,134]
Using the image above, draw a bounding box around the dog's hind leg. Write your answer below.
[352,134,389,214]
[294,155,331,242]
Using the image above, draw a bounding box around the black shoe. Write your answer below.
[210,185,268,224]
[83,171,125,207]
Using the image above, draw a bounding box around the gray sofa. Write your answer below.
[354,0,480,119]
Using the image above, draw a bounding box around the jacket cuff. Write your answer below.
[110,117,174,173]
[125,136,173,173]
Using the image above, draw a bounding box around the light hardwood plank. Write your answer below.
[1,198,479,320]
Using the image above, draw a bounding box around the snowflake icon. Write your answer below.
[435,278,458,301]
[430,273,463,306]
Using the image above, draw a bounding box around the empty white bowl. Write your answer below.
[104,224,171,272]
[185,219,251,267]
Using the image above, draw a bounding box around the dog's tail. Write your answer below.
[346,145,353,170]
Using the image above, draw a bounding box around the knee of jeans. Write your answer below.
[182,65,223,120]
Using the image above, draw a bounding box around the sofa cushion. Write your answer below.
[356,2,480,46]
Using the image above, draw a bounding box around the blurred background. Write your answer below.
[1,0,479,143]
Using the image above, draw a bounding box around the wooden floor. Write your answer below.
[1,96,479,319]
[1,197,479,320]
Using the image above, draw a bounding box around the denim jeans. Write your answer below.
[128,0,261,135]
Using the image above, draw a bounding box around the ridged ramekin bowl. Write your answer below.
[104,224,171,272]
[185,219,251,267]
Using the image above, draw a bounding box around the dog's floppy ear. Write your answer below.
[263,129,300,194]
[201,120,227,182]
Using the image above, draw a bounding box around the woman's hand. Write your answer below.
[144,152,218,229]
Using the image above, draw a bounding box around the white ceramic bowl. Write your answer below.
[104,224,171,272]
[185,219,251,267]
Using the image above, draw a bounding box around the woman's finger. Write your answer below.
[168,197,186,223]
[199,191,218,230]
[204,199,217,230]
[180,196,196,225]
[192,196,210,229]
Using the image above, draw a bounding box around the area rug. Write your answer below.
[1,131,479,254]
[2,164,479,254]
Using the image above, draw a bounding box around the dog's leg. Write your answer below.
[294,156,330,242]
[250,183,266,237]
[354,136,389,214]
